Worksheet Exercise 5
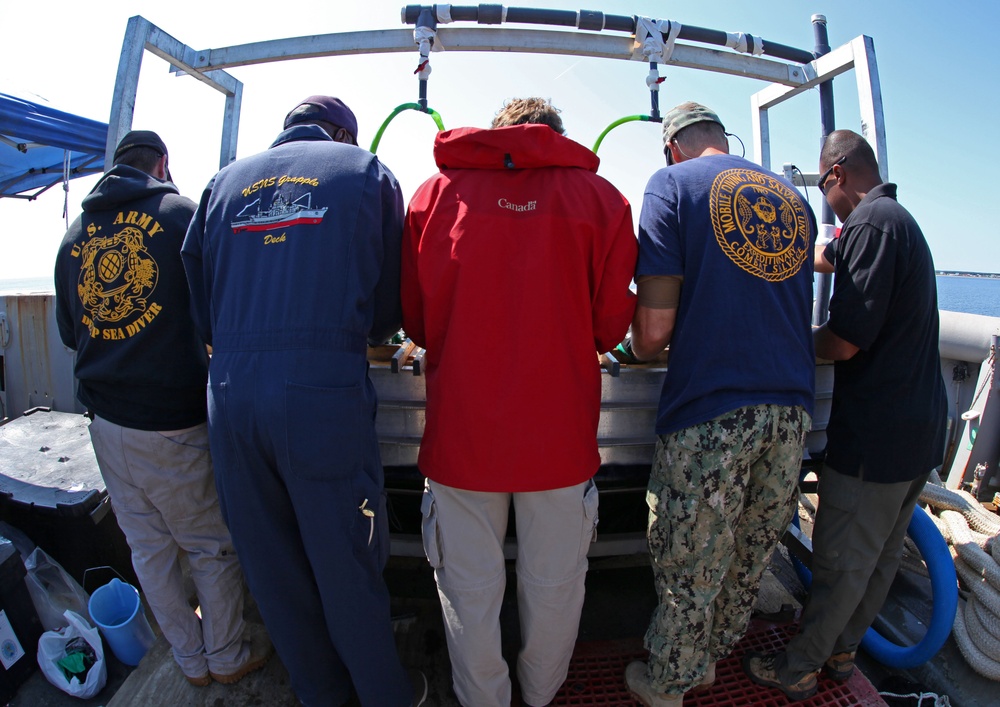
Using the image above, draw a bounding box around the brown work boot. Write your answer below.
[210,623,273,685]
[624,661,684,706]
[185,673,211,687]
[742,650,818,702]
[824,652,856,681]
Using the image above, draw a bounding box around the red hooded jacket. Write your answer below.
[402,124,637,492]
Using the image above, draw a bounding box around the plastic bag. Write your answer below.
[24,547,91,631]
[38,610,107,699]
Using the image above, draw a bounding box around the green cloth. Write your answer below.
[57,650,91,681]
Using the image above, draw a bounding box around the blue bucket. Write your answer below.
[87,578,155,666]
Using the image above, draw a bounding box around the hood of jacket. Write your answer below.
[432,124,600,172]
[82,164,178,213]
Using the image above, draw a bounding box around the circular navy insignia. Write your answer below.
[78,226,158,324]
[710,168,810,282]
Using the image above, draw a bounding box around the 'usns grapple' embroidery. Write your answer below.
[710,168,810,282]
[231,192,328,233]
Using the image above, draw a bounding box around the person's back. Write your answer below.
[403,119,636,490]
[182,97,418,707]
[55,138,207,429]
[54,130,267,688]
[402,98,636,707]
[187,136,401,360]
[824,185,944,480]
[639,151,815,432]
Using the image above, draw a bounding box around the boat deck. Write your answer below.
[10,554,898,707]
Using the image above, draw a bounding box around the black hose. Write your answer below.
[401,5,815,63]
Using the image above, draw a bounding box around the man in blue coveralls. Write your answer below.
[182,96,424,706]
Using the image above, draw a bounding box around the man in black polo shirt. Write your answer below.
[744,129,947,701]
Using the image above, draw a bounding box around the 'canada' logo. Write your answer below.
[710,168,810,282]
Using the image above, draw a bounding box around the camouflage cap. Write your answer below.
[661,101,725,148]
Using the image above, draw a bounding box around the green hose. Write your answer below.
[370,103,445,154]
[592,114,656,153]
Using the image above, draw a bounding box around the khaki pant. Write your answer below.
[422,478,598,707]
[88,416,248,680]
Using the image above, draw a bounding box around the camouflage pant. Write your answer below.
[644,404,810,694]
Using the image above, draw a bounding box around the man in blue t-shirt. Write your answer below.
[623,102,816,707]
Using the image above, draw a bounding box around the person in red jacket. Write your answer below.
[402,98,637,707]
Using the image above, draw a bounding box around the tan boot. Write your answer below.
[689,661,716,693]
[824,652,855,681]
[742,651,818,702]
[209,623,273,685]
[624,661,684,707]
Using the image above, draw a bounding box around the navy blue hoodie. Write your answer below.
[55,165,208,430]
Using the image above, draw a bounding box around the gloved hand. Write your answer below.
[614,335,639,364]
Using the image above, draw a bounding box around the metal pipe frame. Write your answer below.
[109,14,883,199]
[751,34,886,179]
[812,14,836,327]
[400,4,816,64]
[181,27,810,87]
[108,16,243,170]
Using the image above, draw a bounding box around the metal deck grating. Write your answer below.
[551,620,886,706]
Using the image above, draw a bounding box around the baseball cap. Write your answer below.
[661,102,725,149]
[113,130,168,162]
[283,95,359,143]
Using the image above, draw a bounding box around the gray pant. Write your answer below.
[422,478,598,707]
[89,417,248,680]
[780,465,930,681]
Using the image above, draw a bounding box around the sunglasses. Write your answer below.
[818,155,847,195]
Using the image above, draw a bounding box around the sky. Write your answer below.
[2,0,998,280]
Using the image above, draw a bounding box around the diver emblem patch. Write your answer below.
[75,222,161,340]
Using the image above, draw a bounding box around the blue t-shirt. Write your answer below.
[637,154,816,434]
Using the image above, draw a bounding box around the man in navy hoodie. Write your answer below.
[55,130,269,687]
[182,97,421,707]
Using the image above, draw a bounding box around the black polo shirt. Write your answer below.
[823,183,947,483]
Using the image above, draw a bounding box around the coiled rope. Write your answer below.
[919,478,1000,681]
[878,691,951,706]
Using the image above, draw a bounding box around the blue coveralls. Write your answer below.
[181,125,410,707]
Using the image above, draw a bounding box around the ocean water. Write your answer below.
[934,275,1000,318]
[0,276,55,296]
[2,274,999,317]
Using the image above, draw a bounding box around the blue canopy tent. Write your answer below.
[0,92,107,200]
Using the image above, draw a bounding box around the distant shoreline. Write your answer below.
[936,272,1000,279]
